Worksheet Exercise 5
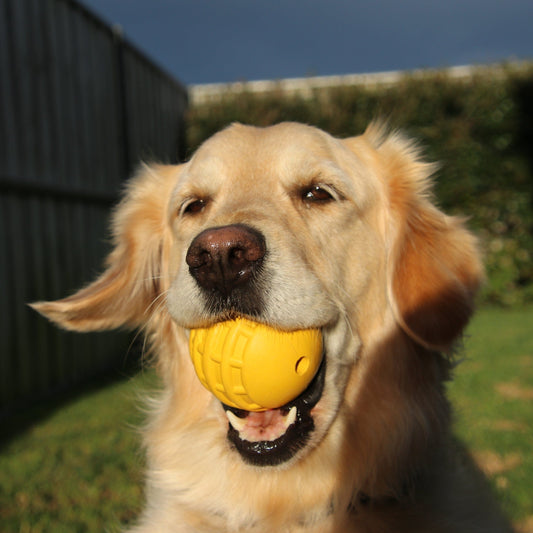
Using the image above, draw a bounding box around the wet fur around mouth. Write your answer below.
[205,288,265,320]
[225,357,326,466]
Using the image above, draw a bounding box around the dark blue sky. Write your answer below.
[81,0,533,86]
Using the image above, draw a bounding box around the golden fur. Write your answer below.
[33,122,513,532]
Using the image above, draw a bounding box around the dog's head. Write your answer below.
[33,123,483,480]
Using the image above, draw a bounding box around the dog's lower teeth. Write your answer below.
[225,410,247,432]
[225,406,298,442]
[285,406,297,427]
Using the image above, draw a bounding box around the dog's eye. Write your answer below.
[182,198,207,215]
[301,185,335,204]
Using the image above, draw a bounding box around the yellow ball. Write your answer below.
[189,318,323,411]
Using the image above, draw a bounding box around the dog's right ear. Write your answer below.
[31,164,181,332]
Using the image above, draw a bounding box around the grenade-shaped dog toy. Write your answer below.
[189,317,323,411]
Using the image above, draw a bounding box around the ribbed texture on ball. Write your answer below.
[189,318,323,411]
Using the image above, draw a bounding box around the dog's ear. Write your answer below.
[365,125,484,350]
[390,204,483,350]
[31,164,181,332]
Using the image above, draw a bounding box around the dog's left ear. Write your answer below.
[31,164,180,332]
[364,125,484,350]
[390,201,483,350]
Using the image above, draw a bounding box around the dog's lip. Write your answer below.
[223,356,326,466]
[188,312,327,332]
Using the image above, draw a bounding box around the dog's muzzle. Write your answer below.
[224,357,326,466]
[186,224,327,465]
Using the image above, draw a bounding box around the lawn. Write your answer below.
[1,306,532,532]
[0,372,157,533]
[448,305,533,531]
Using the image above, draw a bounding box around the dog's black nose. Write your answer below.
[186,224,266,296]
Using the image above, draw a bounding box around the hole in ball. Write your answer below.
[295,356,309,376]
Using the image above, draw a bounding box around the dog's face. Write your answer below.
[168,122,381,330]
[164,123,387,465]
[33,123,483,479]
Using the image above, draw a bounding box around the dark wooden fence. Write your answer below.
[0,0,188,418]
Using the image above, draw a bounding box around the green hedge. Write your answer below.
[187,64,533,306]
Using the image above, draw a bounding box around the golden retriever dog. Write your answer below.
[33,122,513,532]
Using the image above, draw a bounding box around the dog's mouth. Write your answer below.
[224,357,326,467]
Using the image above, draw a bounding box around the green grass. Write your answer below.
[448,305,533,527]
[0,371,158,533]
[1,307,532,532]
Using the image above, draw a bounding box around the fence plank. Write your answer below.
[0,0,187,418]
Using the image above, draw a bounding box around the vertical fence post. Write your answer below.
[112,24,131,181]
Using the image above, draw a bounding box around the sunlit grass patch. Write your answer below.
[448,305,533,524]
[0,371,159,532]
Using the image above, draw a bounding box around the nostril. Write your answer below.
[228,246,256,271]
[229,247,244,262]
[186,247,212,269]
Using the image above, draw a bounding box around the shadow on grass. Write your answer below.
[0,355,144,452]
[452,439,518,533]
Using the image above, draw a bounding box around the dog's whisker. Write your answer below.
[145,289,170,316]
[142,275,169,282]
[126,327,149,367]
